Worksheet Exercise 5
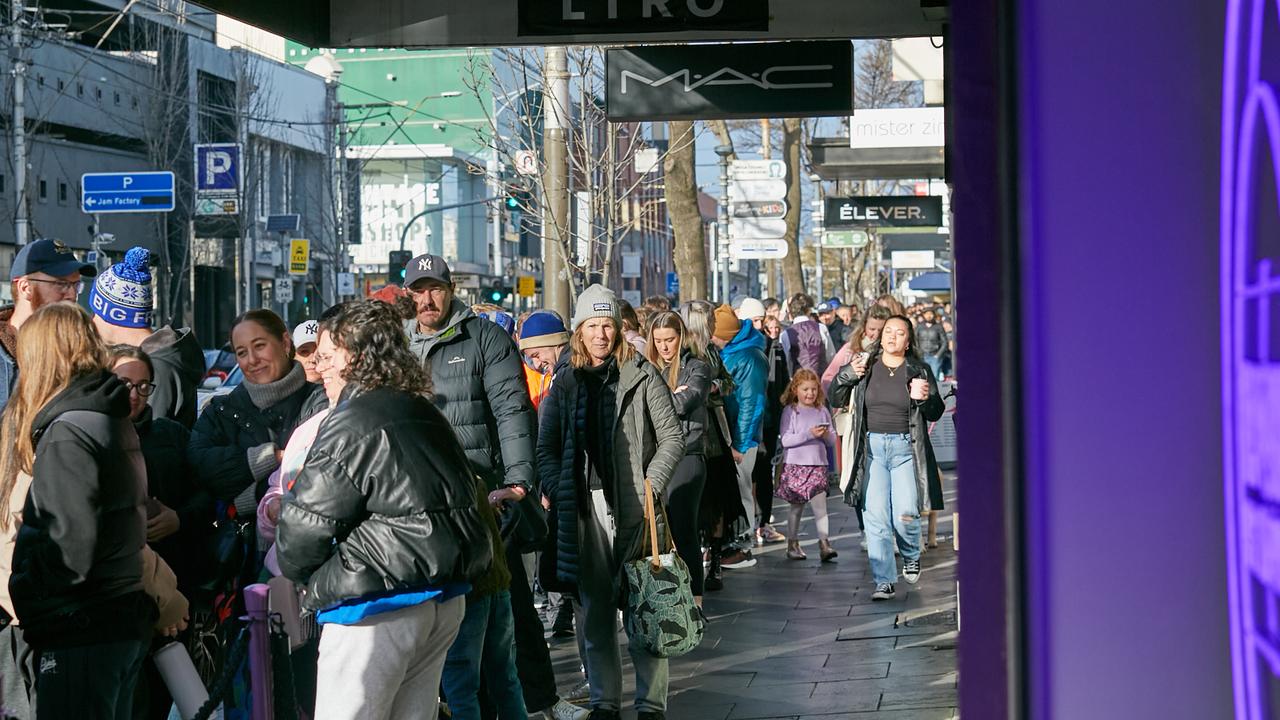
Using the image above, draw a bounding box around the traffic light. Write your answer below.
[387,250,413,286]
[504,185,520,210]
[486,284,507,303]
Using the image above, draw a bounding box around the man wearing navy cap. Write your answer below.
[0,239,96,410]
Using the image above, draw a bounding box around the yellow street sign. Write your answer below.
[516,275,535,298]
[289,239,310,275]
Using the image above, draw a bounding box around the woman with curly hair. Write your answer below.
[276,300,494,720]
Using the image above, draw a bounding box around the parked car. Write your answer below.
[197,365,242,412]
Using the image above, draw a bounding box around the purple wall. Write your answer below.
[1014,0,1234,716]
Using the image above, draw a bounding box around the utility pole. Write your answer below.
[812,173,824,299]
[542,47,572,320]
[11,1,28,246]
[715,144,733,304]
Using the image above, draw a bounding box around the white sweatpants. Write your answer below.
[314,595,465,720]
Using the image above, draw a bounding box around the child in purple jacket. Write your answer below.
[777,369,838,562]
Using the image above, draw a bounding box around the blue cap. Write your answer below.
[816,301,835,313]
[11,239,96,280]
[825,296,844,308]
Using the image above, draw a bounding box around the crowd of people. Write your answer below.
[0,239,954,720]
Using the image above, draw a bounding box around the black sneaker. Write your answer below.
[637,712,666,720]
[705,551,724,591]
[871,583,896,601]
[903,558,921,585]
[587,709,621,720]
[720,548,757,569]
[552,602,575,638]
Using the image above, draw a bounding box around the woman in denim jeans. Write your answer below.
[829,315,945,601]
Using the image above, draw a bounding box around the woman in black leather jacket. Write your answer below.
[645,311,712,602]
[277,299,492,720]
[829,315,945,602]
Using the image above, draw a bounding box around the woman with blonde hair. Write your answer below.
[537,285,684,719]
[2,302,155,717]
[644,311,712,603]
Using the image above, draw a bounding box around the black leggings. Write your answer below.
[753,432,778,526]
[666,454,707,596]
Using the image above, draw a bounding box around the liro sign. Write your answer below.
[824,196,943,228]
[606,40,853,121]
[519,0,768,36]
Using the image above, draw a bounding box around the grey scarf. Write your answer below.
[242,361,306,410]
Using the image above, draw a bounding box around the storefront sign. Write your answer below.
[849,107,946,149]
[519,0,769,36]
[606,41,853,121]
[824,196,943,228]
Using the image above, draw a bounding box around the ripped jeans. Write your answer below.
[863,432,921,585]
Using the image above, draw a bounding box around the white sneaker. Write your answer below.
[544,699,590,720]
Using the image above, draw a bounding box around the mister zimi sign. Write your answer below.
[519,0,769,36]
[605,40,854,121]
[824,196,944,228]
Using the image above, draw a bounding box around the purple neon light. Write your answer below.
[1221,0,1280,717]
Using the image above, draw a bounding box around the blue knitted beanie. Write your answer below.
[89,246,153,328]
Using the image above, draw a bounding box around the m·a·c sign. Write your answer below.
[606,40,854,122]
[519,0,768,36]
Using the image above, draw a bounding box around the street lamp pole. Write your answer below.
[715,145,734,304]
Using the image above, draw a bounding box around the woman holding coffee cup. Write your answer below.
[829,314,945,602]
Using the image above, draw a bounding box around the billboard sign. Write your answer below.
[606,41,853,121]
[849,108,946,149]
[519,0,769,36]
[825,196,944,227]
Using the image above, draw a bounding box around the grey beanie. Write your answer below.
[571,283,621,331]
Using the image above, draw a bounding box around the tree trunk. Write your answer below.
[664,121,708,301]
[781,118,805,295]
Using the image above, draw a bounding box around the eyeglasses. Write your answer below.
[119,380,156,397]
[27,278,84,295]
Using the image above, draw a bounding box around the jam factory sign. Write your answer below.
[1221,0,1280,717]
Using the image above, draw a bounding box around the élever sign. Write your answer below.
[519,0,768,36]
[606,40,853,121]
[824,196,943,228]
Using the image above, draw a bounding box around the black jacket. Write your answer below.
[188,371,328,503]
[141,326,206,429]
[405,300,537,492]
[135,407,214,597]
[830,349,946,513]
[763,337,790,441]
[276,385,494,612]
[668,352,712,456]
[9,371,156,647]
[915,322,948,357]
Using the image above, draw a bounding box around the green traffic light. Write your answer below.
[506,197,519,209]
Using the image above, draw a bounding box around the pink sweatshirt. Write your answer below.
[778,404,837,467]
[258,408,330,575]
[821,345,856,393]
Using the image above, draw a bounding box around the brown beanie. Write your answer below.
[712,304,741,342]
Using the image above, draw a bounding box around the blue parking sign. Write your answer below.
[666,271,679,296]
[195,143,241,192]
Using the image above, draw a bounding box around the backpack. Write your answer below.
[785,322,827,375]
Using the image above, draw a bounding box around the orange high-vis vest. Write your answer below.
[524,363,553,410]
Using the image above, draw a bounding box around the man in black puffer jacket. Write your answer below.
[401,254,536,497]
[277,300,492,720]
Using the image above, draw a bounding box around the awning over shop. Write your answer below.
[808,138,946,181]
[909,271,951,292]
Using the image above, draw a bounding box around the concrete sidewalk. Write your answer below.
[546,476,960,720]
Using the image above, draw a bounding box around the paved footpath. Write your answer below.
[545,475,960,720]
